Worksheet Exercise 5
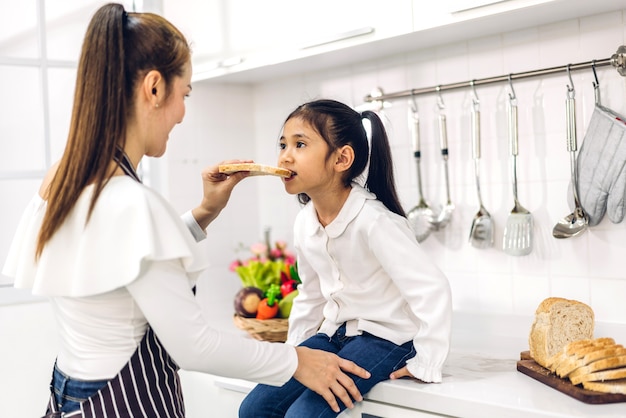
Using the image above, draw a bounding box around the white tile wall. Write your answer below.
[174,8,626,326]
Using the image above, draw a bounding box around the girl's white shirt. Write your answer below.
[2,176,297,385]
[286,184,452,383]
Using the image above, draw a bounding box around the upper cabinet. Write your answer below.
[164,0,413,82]
[164,0,626,84]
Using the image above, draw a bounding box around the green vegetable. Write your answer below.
[235,260,284,293]
[278,289,298,318]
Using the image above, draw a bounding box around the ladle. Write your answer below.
[467,82,494,248]
[430,87,454,230]
[406,97,434,242]
[553,65,589,238]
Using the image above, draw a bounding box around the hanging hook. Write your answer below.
[592,60,600,88]
[436,85,445,111]
[409,91,418,114]
[470,80,480,112]
[592,60,601,105]
[507,74,517,104]
[566,64,575,99]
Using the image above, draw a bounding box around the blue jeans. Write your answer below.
[52,364,108,413]
[239,323,414,418]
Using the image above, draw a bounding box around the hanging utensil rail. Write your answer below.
[363,45,626,103]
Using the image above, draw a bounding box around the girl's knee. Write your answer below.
[238,394,257,418]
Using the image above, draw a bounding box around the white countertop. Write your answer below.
[214,312,626,417]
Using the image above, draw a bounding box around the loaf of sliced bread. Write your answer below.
[528,297,595,369]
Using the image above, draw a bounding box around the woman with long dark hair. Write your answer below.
[3,6,368,417]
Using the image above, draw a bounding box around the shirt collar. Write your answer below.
[303,183,376,238]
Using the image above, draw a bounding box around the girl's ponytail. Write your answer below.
[362,111,406,217]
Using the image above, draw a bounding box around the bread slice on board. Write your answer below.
[528,297,594,369]
[582,378,626,394]
[572,366,626,386]
[568,355,626,383]
[558,343,624,378]
[547,338,596,372]
[218,163,292,178]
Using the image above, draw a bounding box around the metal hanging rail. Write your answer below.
[364,45,626,103]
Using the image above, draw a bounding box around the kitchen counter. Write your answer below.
[211,313,626,417]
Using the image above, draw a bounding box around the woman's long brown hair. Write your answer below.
[35,3,190,258]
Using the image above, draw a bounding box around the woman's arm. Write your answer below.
[126,259,369,412]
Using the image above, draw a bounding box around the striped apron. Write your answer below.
[42,327,185,417]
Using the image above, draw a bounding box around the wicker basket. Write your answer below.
[233,314,289,342]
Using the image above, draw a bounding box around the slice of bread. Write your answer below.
[582,378,626,394]
[568,355,626,383]
[572,366,626,386]
[547,338,596,372]
[528,297,594,369]
[558,343,624,378]
[556,340,620,378]
[218,163,292,178]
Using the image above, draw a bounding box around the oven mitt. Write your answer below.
[569,104,626,226]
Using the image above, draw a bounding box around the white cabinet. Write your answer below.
[174,0,626,83]
[165,0,413,82]
[412,0,558,31]
[362,400,451,417]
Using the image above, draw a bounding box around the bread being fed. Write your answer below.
[528,297,594,369]
[218,163,292,178]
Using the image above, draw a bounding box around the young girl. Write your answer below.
[239,99,453,417]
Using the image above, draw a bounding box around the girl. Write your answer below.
[2,7,368,417]
[239,99,453,418]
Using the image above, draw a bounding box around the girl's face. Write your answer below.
[146,62,192,158]
[278,117,336,198]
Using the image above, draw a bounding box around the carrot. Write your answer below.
[256,284,280,319]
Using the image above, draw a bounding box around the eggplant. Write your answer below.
[234,286,263,318]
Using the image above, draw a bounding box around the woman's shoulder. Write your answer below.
[97,176,172,215]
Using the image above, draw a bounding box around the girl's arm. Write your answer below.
[285,251,326,346]
[370,215,453,383]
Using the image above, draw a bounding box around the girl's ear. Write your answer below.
[334,145,355,173]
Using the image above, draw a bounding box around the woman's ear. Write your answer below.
[334,145,355,173]
[142,70,163,107]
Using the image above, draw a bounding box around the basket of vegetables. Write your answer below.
[230,235,300,342]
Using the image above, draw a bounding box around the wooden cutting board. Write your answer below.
[517,351,626,404]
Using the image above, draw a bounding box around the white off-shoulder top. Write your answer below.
[2,176,297,385]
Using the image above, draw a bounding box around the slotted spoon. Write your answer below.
[503,92,533,255]
[468,89,494,248]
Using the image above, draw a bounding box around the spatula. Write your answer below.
[503,92,533,255]
[468,86,494,249]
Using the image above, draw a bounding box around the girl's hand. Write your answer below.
[389,365,423,381]
[293,346,371,413]
[191,159,252,229]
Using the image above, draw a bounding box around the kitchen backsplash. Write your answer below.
[165,8,626,326]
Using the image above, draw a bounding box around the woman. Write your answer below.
[2,5,368,417]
